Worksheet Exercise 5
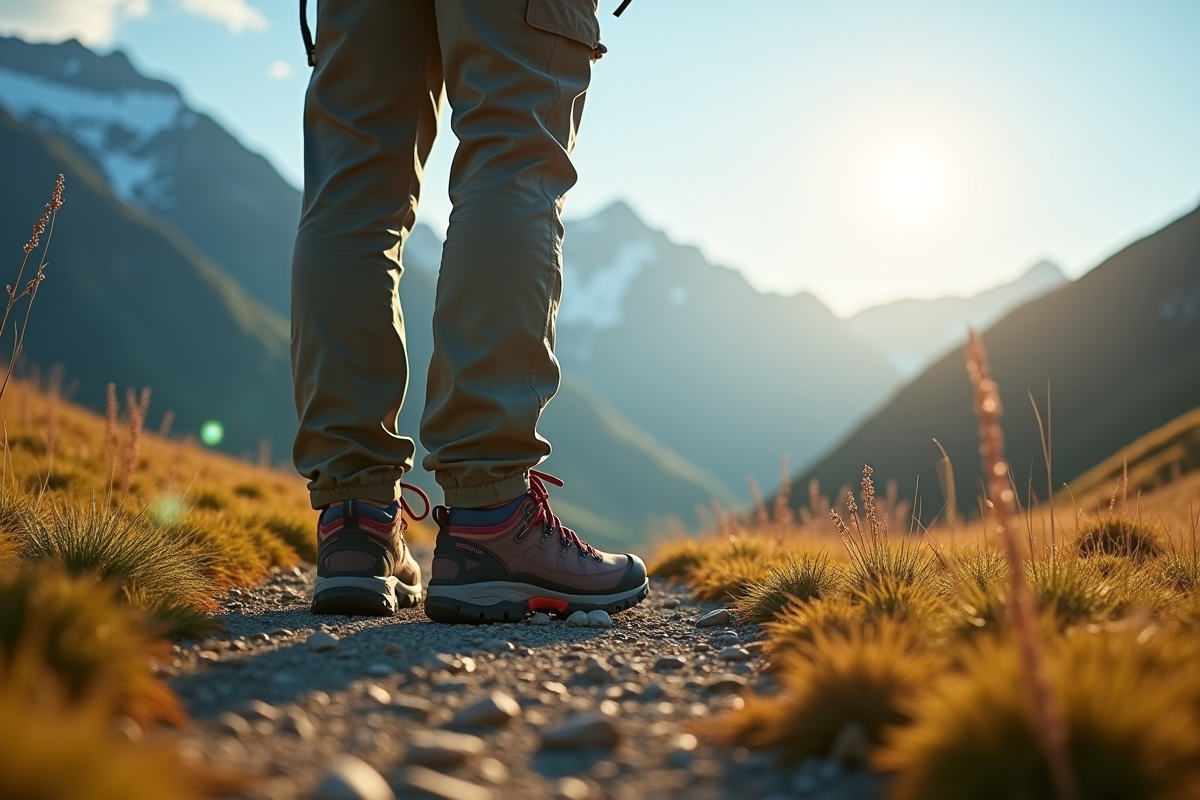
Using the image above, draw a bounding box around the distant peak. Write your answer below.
[1025,259,1066,279]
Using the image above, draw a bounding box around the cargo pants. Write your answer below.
[291,0,600,509]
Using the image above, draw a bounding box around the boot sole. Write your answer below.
[423,579,649,624]
[311,576,423,617]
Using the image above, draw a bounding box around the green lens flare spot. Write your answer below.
[200,420,225,447]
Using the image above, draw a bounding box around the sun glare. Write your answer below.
[873,151,941,220]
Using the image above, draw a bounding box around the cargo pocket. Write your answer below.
[527,0,602,51]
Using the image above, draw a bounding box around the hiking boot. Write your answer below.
[311,485,429,616]
[424,471,649,623]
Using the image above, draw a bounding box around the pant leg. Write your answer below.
[421,0,597,508]
[291,0,443,509]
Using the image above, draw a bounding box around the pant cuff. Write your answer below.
[440,472,531,508]
[309,478,401,510]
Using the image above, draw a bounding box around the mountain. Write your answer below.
[545,201,908,497]
[848,260,1068,378]
[791,205,1200,519]
[0,107,296,458]
[0,36,730,546]
[0,36,299,316]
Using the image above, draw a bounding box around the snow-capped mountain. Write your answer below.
[0,36,299,317]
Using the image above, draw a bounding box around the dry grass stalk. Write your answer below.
[0,175,65,405]
[40,366,62,469]
[119,387,151,494]
[774,454,794,539]
[748,475,770,530]
[102,383,119,480]
[156,410,174,439]
[966,329,1077,800]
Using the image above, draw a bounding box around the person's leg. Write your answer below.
[421,1,648,624]
[420,0,597,508]
[292,0,443,510]
[291,0,441,615]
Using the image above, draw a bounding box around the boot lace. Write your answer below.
[399,481,431,531]
[529,470,601,561]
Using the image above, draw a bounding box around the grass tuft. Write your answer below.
[735,551,843,624]
[708,621,947,763]
[878,631,1200,800]
[1074,515,1163,561]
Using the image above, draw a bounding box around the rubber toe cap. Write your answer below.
[617,553,648,592]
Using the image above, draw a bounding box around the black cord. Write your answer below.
[300,0,316,67]
[614,0,634,17]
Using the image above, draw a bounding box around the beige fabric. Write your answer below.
[291,0,596,509]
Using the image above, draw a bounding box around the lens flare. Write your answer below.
[200,420,225,447]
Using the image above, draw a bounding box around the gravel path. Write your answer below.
[161,546,884,800]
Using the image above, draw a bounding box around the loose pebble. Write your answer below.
[660,598,681,609]
[696,608,734,628]
[718,646,752,662]
[365,663,394,678]
[654,654,687,671]
[583,656,613,683]
[528,612,552,626]
[406,730,486,767]
[566,610,590,627]
[540,712,622,749]
[586,609,613,628]
[281,709,316,739]
[641,683,667,701]
[556,776,592,800]
[478,757,509,785]
[311,755,395,800]
[706,674,748,693]
[306,630,340,652]
[389,694,433,719]
[214,712,249,738]
[453,691,522,728]
[364,684,391,704]
[241,699,280,721]
[400,766,493,800]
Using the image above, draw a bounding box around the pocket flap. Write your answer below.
[527,0,600,48]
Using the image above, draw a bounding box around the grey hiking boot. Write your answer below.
[311,485,429,616]
[424,471,648,623]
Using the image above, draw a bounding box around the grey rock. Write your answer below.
[586,610,613,628]
[214,712,250,738]
[706,674,748,693]
[311,755,395,800]
[399,766,493,800]
[641,683,666,701]
[365,663,394,678]
[540,712,621,749]
[406,730,486,767]
[565,610,590,627]
[582,657,612,683]
[696,608,734,628]
[654,655,687,671]
[528,612,552,626]
[480,640,515,654]
[268,628,295,637]
[453,691,522,728]
[306,630,340,652]
[718,646,752,662]
[282,708,316,739]
[660,598,681,609]
[388,694,433,719]
[241,699,280,721]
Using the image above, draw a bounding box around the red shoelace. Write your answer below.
[399,481,431,528]
[529,470,600,560]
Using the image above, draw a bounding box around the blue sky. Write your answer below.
[4,0,1198,315]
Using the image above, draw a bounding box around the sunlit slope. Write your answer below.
[1071,404,1200,508]
[792,204,1200,517]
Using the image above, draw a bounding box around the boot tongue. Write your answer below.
[448,494,527,527]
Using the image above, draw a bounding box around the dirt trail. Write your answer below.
[164,545,883,800]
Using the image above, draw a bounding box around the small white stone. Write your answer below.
[718,646,752,662]
[586,610,613,628]
[566,610,590,627]
[528,612,552,626]
[312,754,395,800]
[306,630,340,652]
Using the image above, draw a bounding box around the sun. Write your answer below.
[872,150,941,221]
